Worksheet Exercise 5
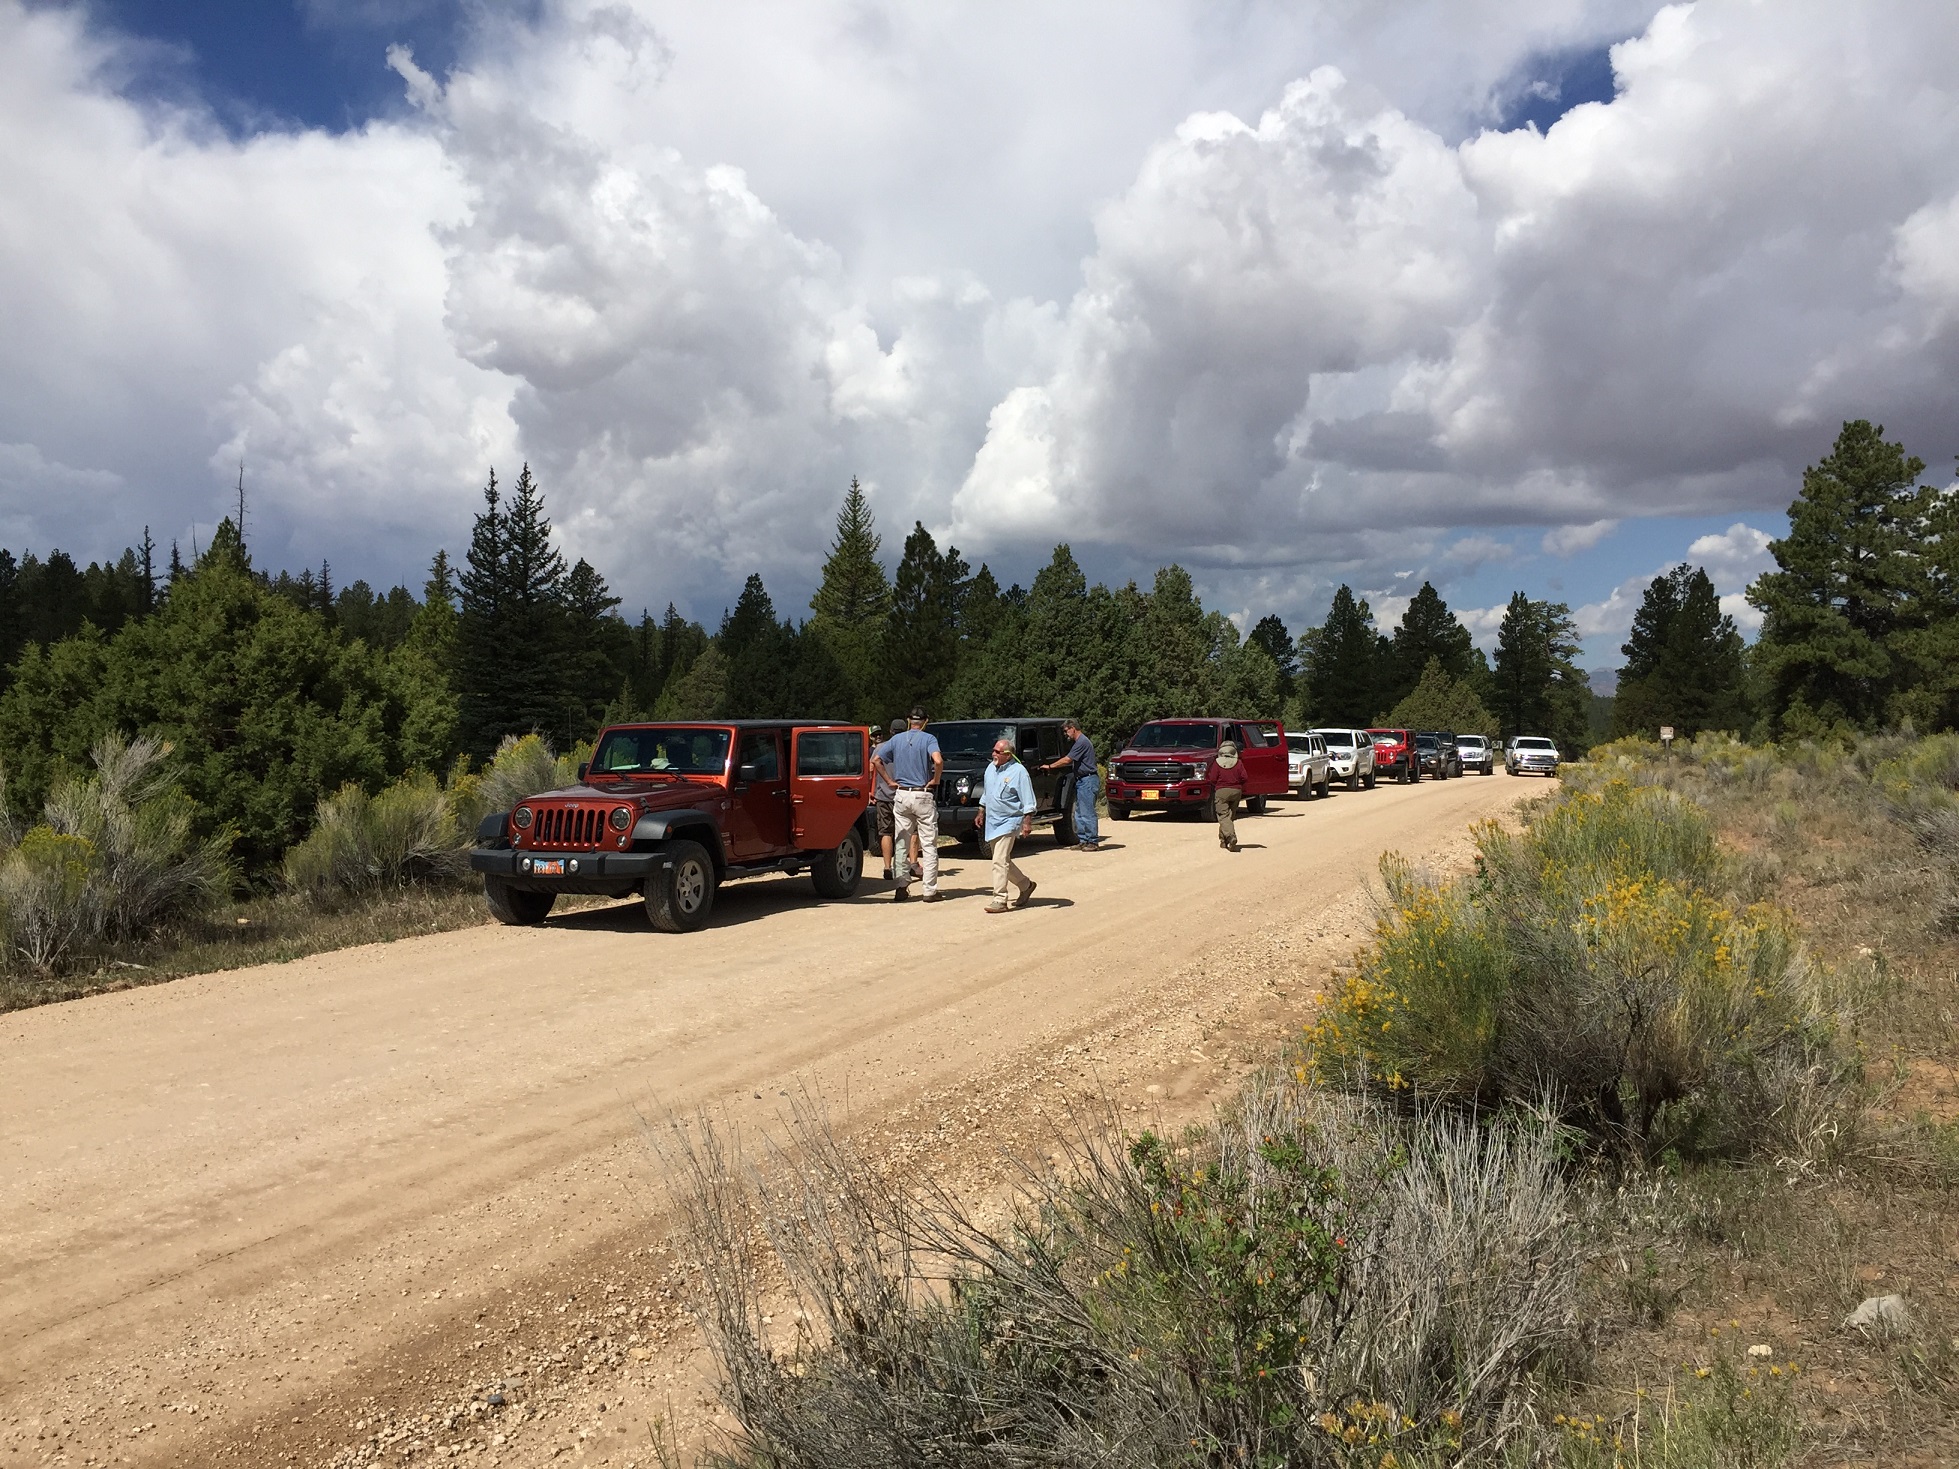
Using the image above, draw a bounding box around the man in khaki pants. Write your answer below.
[975,736,1039,913]
[1214,739,1245,852]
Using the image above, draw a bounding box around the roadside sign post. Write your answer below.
[1660,725,1675,762]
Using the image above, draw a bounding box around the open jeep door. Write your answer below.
[790,726,870,852]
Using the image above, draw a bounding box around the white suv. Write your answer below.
[1285,731,1331,798]
[1311,728,1378,790]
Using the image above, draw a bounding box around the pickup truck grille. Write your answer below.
[528,804,606,848]
[1117,760,1197,782]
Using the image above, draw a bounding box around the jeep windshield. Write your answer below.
[590,727,732,777]
[1129,722,1219,750]
[928,721,1014,760]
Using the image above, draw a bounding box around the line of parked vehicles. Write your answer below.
[466,715,1565,934]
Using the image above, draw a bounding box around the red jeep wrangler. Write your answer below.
[469,721,874,933]
[1366,727,1421,784]
[1105,717,1289,820]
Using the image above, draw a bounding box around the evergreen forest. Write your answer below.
[0,421,1941,883]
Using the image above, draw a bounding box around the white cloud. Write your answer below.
[1542,519,1618,556]
[0,0,1955,633]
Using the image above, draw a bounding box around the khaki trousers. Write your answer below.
[892,789,940,894]
[990,831,1034,907]
[1215,786,1244,846]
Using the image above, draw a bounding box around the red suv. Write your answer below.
[1106,718,1288,820]
[469,721,874,933]
[1367,727,1422,784]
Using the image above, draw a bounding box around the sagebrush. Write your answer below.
[660,1079,1581,1469]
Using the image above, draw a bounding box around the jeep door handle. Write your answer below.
[837,787,861,798]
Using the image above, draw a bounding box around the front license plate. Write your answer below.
[1141,789,1160,801]
[532,858,566,876]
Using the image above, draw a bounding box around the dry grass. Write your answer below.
[1538,737,1959,1466]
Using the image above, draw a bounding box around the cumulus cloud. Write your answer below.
[1,0,1956,633]
[960,0,1959,583]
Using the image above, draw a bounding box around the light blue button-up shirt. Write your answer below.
[980,758,1038,841]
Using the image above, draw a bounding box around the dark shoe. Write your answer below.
[893,887,910,902]
[920,891,943,903]
[882,866,893,880]
[1228,841,1241,852]
[1019,881,1038,906]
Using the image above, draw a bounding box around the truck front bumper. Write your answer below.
[1106,780,1214,806]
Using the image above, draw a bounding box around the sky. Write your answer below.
[4,1,1958,670]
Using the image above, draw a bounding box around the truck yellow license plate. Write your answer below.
[533,858,566,876]
[1141,790,1160,801]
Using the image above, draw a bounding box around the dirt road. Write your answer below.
[2,774,1531,1466]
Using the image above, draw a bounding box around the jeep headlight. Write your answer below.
[512,806,532,829]
[955,776,971,798]
[609,805,632,831]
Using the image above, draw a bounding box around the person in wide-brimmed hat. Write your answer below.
[1214,740,1246,852]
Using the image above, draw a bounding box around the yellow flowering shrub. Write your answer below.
[1301,779,1841,1157]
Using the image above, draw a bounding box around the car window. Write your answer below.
[1317,730,1352,748]
[1516,738,1558,751]
[593,727,731,775]
[795,730,862,776]
[738,730,781,781]
[1131,722,1220,750]
[928,721,1013,759]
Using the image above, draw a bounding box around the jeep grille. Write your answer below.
[527,804,606,848]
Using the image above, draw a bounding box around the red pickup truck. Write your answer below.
[1105,718,1289,820]
[469,721,873,933]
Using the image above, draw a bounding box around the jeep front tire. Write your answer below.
[485,877,555,927]
[810,828,864,900]
[646,840,717,933]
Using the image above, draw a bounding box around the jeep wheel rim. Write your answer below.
[675,860,707,913]
[835,840,860,885]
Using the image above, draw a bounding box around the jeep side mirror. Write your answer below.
[736,761,761,785]
[577,762,589,782]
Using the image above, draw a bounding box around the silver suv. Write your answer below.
[1505,736,1561,777]
[1311,728,1378,790]
[1286,731,1331,798]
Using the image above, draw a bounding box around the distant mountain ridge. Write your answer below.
[1587,668,1619,697]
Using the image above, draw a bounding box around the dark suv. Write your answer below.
[1415,730,1461,779]
[928,718,1081,847]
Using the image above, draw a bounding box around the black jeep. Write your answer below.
[926,718,1080,848]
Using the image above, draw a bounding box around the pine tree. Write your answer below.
[720,574,795,717]
[885,522,961,713]
[1747,420,1939,734]
[1612,565,1747,739]
[1493,594,1588,747]
[455,465,572,756]
[1383,582,1474,709]
[1303,586,1378,725]
[138,528,157,615]
[1384,657,1498,738]
[1248,613,1296,702]
[808,477,890,720]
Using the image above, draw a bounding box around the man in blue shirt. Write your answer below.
[975,735,1039,913]
[873,706,944,902]
[1042,718,1101,852]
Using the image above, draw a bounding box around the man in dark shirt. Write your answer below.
[1043,717,1101,852]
